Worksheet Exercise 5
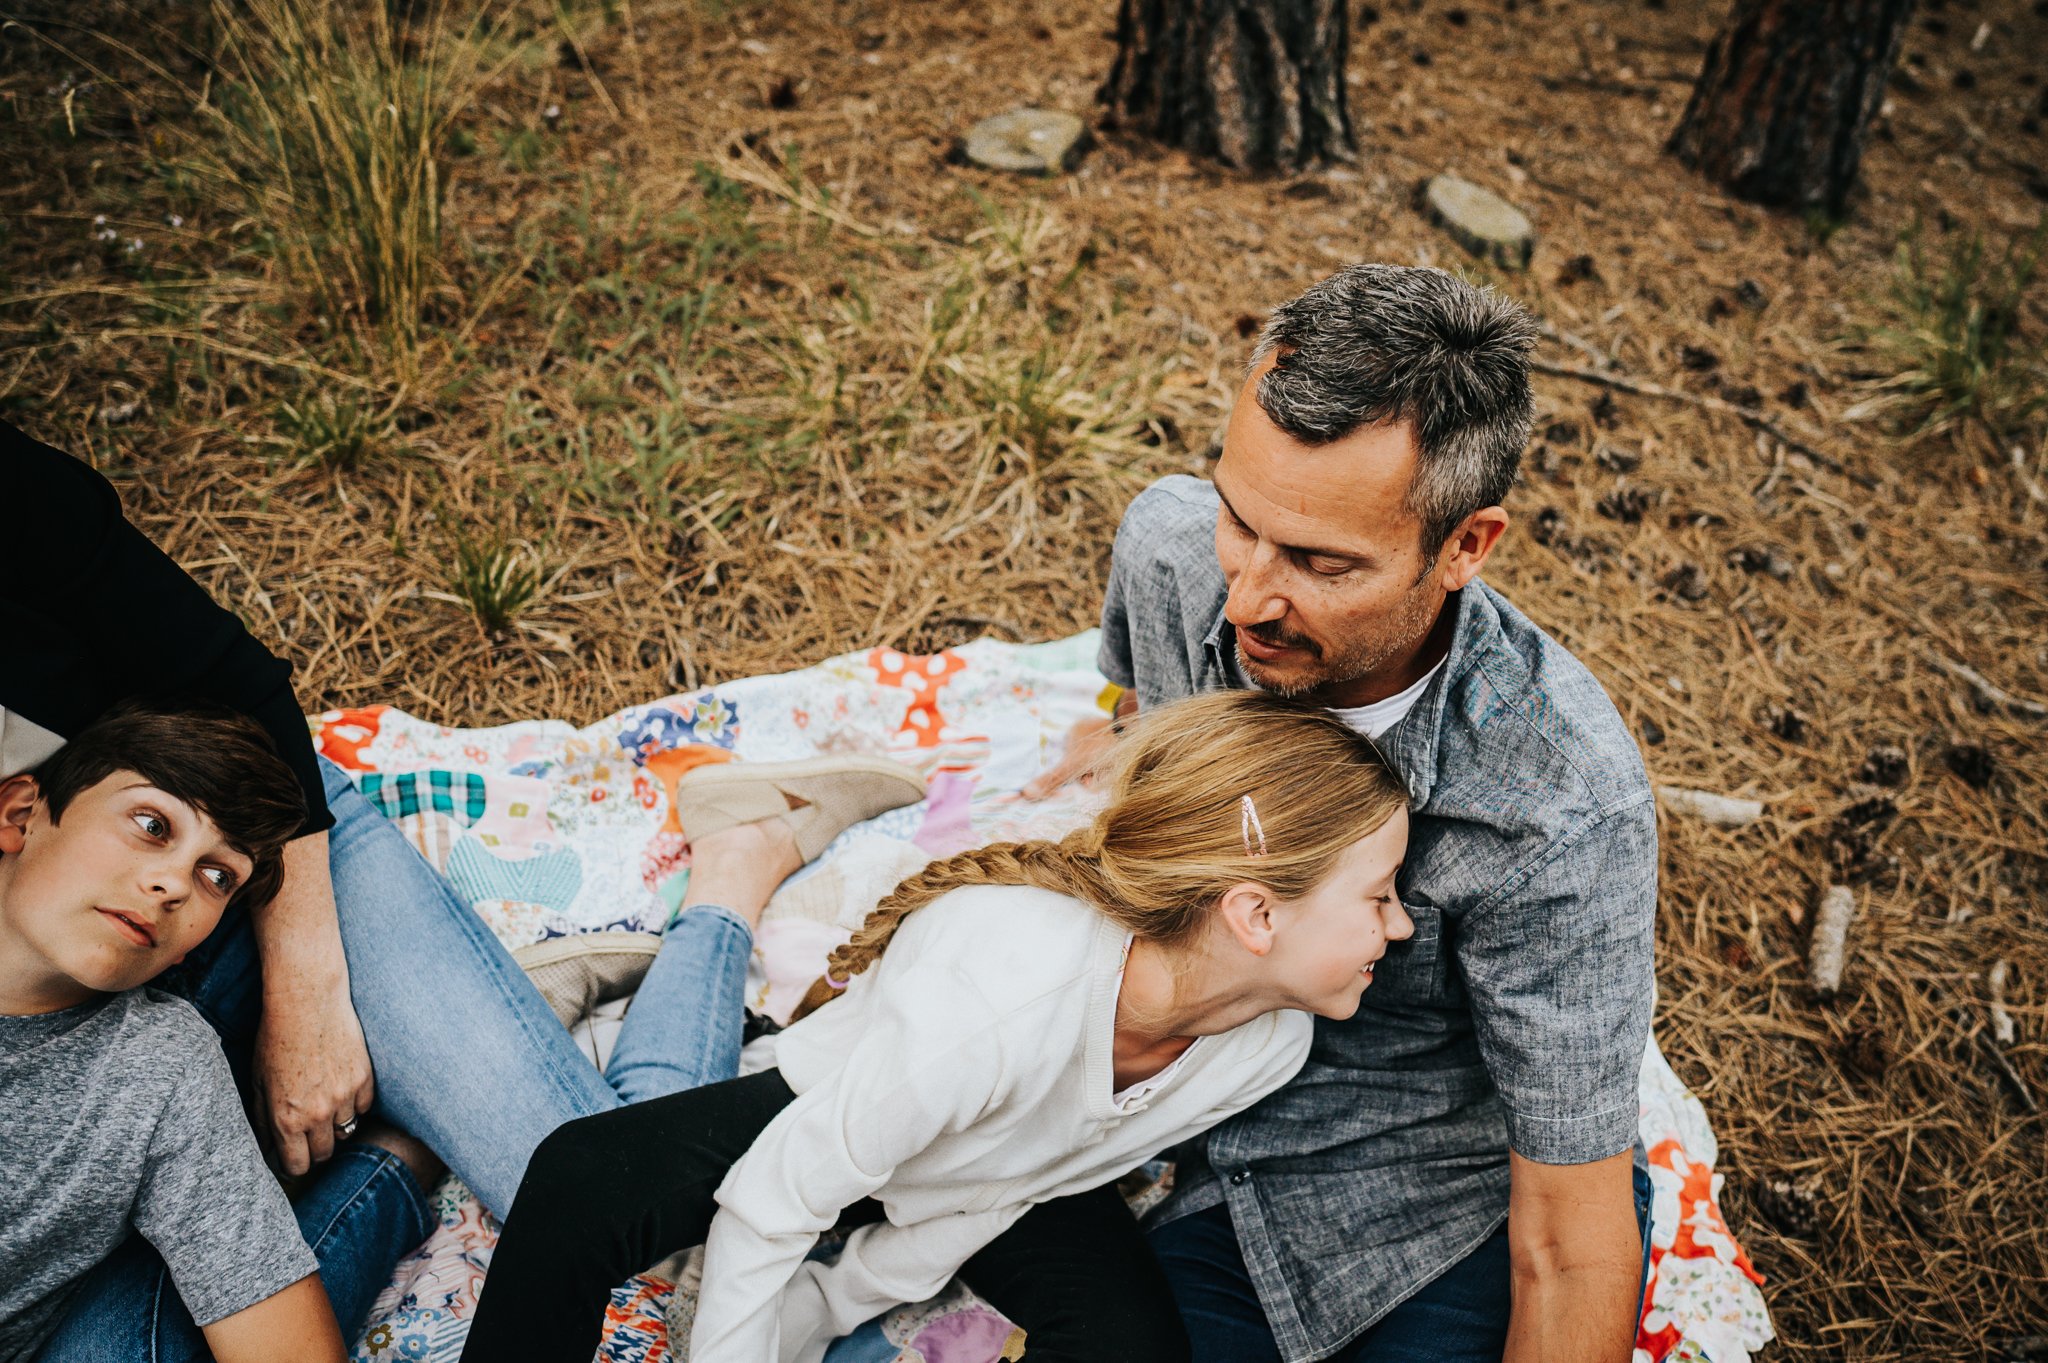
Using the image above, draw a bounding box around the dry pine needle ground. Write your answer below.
[2,0,2045,1357]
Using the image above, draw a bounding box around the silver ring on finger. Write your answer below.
[336,1116,360,1139]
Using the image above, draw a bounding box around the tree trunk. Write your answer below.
[1667,0,1914,217]
[1101,0,1355,175]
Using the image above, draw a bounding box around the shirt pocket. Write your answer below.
[1365,895,1446,1007]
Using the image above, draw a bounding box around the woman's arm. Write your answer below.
[254,833,376,1175]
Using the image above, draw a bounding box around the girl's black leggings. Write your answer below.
[458,1068,1191,1363]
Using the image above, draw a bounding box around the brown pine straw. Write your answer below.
[3,0,2044,1356]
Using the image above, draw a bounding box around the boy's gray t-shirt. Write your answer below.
[0,988,317,1363]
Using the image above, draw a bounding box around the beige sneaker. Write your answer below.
[513,930,662,1029]
[674,755,927,861]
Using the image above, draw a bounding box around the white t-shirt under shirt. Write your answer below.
[702,885,1314,1363]
[1323,659,1444,740]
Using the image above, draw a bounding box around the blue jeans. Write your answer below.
[37,758,756,1360]
[1150,1164,1654,1363]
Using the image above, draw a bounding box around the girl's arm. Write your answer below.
[690,984,1007,1363]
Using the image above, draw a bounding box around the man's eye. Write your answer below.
[132,811,168,839]
[1303,556,1352,577]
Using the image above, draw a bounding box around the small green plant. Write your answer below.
[276,393,394,470]
[448,533,543,636]
[1866,218,2048,440]
[499,128,547,173]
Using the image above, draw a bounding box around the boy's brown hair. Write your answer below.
[28,701,306,912]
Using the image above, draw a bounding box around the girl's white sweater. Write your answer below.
[691,884,1313,1363]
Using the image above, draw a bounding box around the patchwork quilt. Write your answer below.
[322,633,1774,1363]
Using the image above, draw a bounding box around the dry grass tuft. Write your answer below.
[178,0,497,381]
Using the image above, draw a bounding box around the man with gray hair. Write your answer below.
[1024,264,1656,1362]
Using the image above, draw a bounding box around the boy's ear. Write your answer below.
[0,774,40,855]
[1216,881,1276,958]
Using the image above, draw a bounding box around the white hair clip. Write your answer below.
[1240,794,1268,859]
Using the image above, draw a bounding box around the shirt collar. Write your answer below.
[1204,585,1498,809]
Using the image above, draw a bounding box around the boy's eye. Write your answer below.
[201,866,237,895]
[131,811,169,839]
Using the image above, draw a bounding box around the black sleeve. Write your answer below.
[2,420,333,833]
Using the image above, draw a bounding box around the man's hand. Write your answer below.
[252,833,377,1175]
[1021,692,1138,800]
[1503,1149,1642,1363]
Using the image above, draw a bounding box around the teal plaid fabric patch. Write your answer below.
[356,769,488,823]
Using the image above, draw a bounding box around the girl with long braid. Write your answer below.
[461,689,1413,1363]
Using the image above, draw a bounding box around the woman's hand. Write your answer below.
[251,833,378,1174]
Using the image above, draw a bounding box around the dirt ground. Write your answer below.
[3,0,2046,1357]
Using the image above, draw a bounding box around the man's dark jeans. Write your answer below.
[1150,1164,1654,1363]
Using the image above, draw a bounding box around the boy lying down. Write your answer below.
[0,705,351,1363]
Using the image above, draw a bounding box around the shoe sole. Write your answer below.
[512,930,662,971]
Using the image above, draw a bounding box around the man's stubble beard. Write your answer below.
[1234,575,1443,704]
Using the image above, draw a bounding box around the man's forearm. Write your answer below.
[1504,1149,1641,1363]
[1503,1250,1640,1363]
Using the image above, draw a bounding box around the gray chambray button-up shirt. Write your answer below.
[1100,476,1657,1363]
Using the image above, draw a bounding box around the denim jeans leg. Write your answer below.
[320,758,620,1216]
[30,1148,432,1363]
[295,1147,436,1338]
[1147,1203,1283,1363]
[603,904,755,1103]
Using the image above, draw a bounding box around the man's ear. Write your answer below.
[1216,882,1277,958]
[1433,506,1510,594]
[0,774,41,855]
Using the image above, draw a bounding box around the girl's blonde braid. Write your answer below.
[789,828,1107,1022]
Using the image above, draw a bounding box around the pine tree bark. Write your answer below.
[1102,0,1356,175]
[1667,0,1914,217]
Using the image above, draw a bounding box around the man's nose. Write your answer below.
[1224,542,1287,625]
[1384,896,1416,942]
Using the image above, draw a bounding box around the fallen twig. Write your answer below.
[1990,960,2017,1047]
[1981,1033,2039,1114]
[1927,650,2048,720]
[1808,884,1856,999]
[1529,354,1879,489]
[1655,784,1764,828]
[1535,320,1615,370]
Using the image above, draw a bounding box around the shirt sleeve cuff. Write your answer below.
[1502,1100,1638,1166]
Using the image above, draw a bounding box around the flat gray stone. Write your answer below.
[963,109,1088,175]
[1422,174,1534,270]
